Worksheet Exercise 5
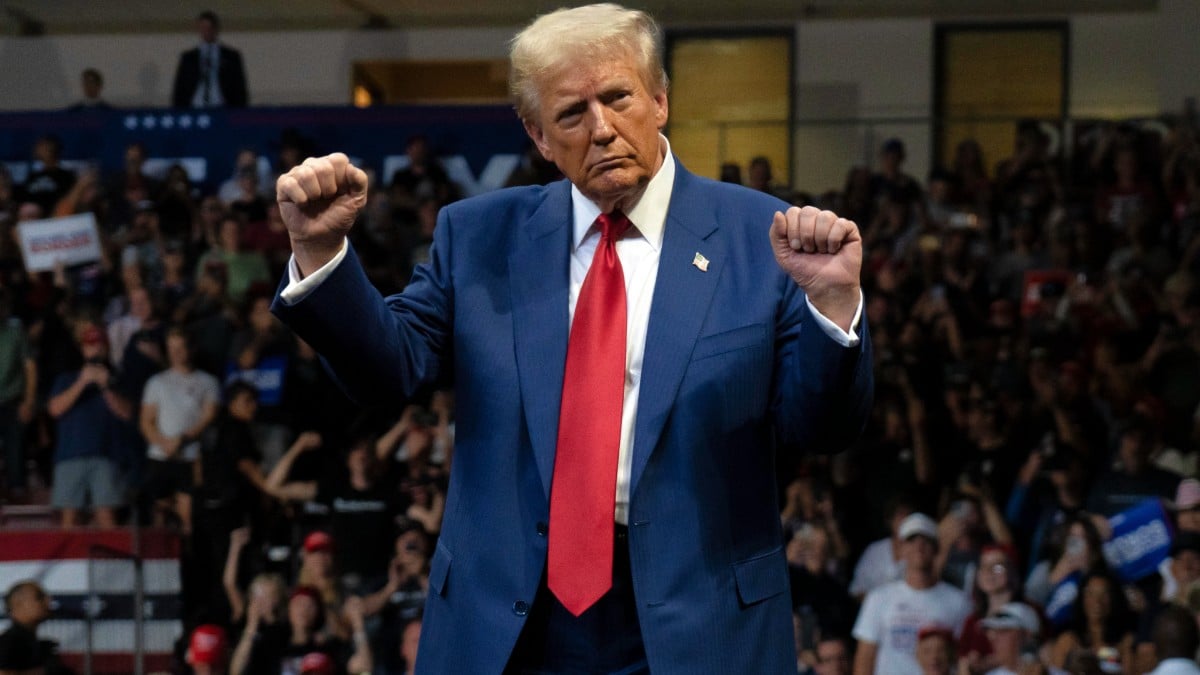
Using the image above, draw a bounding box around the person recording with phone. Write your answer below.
[46,323,133,529]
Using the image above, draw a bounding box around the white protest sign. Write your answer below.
[16,213,103,272]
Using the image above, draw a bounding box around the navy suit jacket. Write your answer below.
[170,44,248,108]
[271,161,873,674]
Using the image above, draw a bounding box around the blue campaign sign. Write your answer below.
[226,354,288,407]
[0,105,529,196]
[1044,572,1080,628]
[1102,498,1174,582]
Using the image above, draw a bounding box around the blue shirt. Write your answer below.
[50,372,121,462]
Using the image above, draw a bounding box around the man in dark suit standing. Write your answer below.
[171,10,248,109]
[271,4,872,673]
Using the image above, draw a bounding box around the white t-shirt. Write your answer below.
[852,579,973,675]
[850,537,905,597]
[142,368,221,462]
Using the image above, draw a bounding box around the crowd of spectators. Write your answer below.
[0,105,1199,675]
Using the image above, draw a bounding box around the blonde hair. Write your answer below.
[509,3,669,121]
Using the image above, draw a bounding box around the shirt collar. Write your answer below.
[571,134,674,253]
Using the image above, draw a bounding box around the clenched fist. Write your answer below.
[769,206,862,331]
[276,152,369,276]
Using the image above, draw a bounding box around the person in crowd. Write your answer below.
[853,513,973,675]
[223,566,287,647]
[186,624,230,675]
[914,627,956,675]
[1160,533,1200,606]
[176,260,238,376]
[1085,417,1182,517]
[812,635,853,675]
[1145,604,1200,675]
[267,433,401,594]
[361,525,430,672]
[195,216,270,304]
[1006,444,1091,575]
[219,149,272,205]
[789,523,857,640]
[979,602,1043,675]
[0,289,36,501]
[66,68,110,111]
[292,530,349,637]
[107,281,154,369]
[228,292,294,466]
[1050,572,1136,674]
[139,326,221,533]
[230,584,370,675]
[1025,514,1111,609]
[228,166,270,225]
[959,544,1025,671]
[871,138,922,207]
[243,203,294,277]
[155,164,200,240]
[0,581,70,674]
[935,484,1014,592]
[747,155,791,200]
[850,496,916,599]
[46,323,132,528]
[171,10,248,108]
[387,135,458,219]
[105,142,160,227]
[18,135,75,216]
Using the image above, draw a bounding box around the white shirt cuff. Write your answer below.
[805,290,864,348]
[279,238,350,306]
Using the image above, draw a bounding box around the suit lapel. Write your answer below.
[630,167,724,496]
[509,182,572,500]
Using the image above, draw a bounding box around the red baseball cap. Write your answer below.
[299,651,335,675]
[303,530,334,553]
[187,624,228,666]
[917,625,954,643]
[80,325,107,346]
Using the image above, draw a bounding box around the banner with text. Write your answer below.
[16,213,103,272]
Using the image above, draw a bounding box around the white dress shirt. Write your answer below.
[191,42,225,108]
[281,136,863,525]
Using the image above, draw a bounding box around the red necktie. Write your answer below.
[548,210,631,616]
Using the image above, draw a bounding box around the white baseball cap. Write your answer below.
[982,602,1040,635]
[898,513,938,542]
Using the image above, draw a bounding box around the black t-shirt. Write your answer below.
[245,622,351,675]
[0,623,72,674]
[196,413,262,509]
[19,166,76,214]
[314,473,401,580]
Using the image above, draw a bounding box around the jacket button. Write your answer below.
[536,522,548,537]
[513,600,529,616]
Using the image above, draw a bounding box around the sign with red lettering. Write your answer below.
[16,213,102,272]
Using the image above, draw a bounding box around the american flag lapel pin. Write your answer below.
[692,252,709,272]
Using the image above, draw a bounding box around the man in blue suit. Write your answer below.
[272,4,872,673]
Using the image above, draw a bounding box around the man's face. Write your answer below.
[82,73,102,99]
[902,535,936,571]
[814,640,850,675]
[1172,550,1200,588]
[1179,509,1200,533]
[229,391,257,422]
[125,145,145,171]
[197,18,218,43]
[915,635,950,675]
[167,334,189,369]
[523,52,668,212]
[986,627,1022,661]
